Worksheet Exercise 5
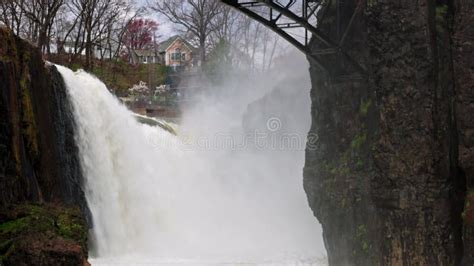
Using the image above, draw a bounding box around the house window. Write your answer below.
[171,48,182,61]
[171,52,181,60]
[142,56,147,63]
[181,53,186,61]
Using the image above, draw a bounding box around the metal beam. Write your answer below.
[223,2,327,71]
[255,0,334,47]
[238,1,266,7]
[220,0,366,76]
[257,0,366,74]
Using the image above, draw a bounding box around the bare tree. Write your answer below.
[1,0,142,68]
[148,0,222,62]
[82,0,108,69]
[226,12,288,72]
[19,0,64,53]
[209,5,242,45]
[0,0,25,36]
[261,27,282,72]
[108,6,139,59]
[53,2,80,55]
[64,0,130,69]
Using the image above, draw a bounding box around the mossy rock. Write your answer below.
[57,213,87,246]
[0,203,88,265]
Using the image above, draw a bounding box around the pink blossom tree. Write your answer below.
[122,18,159,50]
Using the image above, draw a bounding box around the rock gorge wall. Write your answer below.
[303,0,473,265]
[453,1,474,261]
[0,27,88,264]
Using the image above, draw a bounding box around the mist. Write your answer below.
[177,50,326,261]
[57,48,326,265]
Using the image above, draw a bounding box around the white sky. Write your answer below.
[136,0,177,40]
[135,0,303,62]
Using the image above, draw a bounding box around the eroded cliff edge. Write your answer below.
[303,1,473,265]
[0,27,88,264]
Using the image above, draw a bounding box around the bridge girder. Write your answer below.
[220,0,365,80]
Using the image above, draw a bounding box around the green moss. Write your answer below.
[320,148,353,185]
[57,213,87,244]
[0,217,30,235]
[18,50,39,158]
[0,204,88,259]
[359,99,372,117]
[322,156,350,178]
[22,204,46,215]
[0,211,55,238]
[356,224,367,236]
[435,4,449,32]
[435,5,448,20]
[362,241,369,252]
[468,190,474,197]
[367,0,377,8]
[351,129,368,170]
[20,89,39,156]
[340,198,347,208]
[355,224,370,254]
[333,165,350,176]
[355,158,364,168]
[70,63,82,71]
[351,131,367,150]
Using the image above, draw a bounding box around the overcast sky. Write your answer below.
[136,0,176,40]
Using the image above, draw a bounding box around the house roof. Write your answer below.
[158,35,197,53]
[133,49,158,57]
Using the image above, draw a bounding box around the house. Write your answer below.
[129,49,160,65]
[59,41,114,59]
[158,36,199,71]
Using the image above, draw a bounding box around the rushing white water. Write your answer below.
[56,64,326,265]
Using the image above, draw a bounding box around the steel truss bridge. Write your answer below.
[220,0,365,80]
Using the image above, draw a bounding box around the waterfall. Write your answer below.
[56,65,326,265]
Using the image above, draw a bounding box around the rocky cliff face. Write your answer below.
[0,27,88,264]
[303,1,473,265]
[453,1,474,261]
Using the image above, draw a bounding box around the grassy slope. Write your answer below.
[48,55,170,96]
